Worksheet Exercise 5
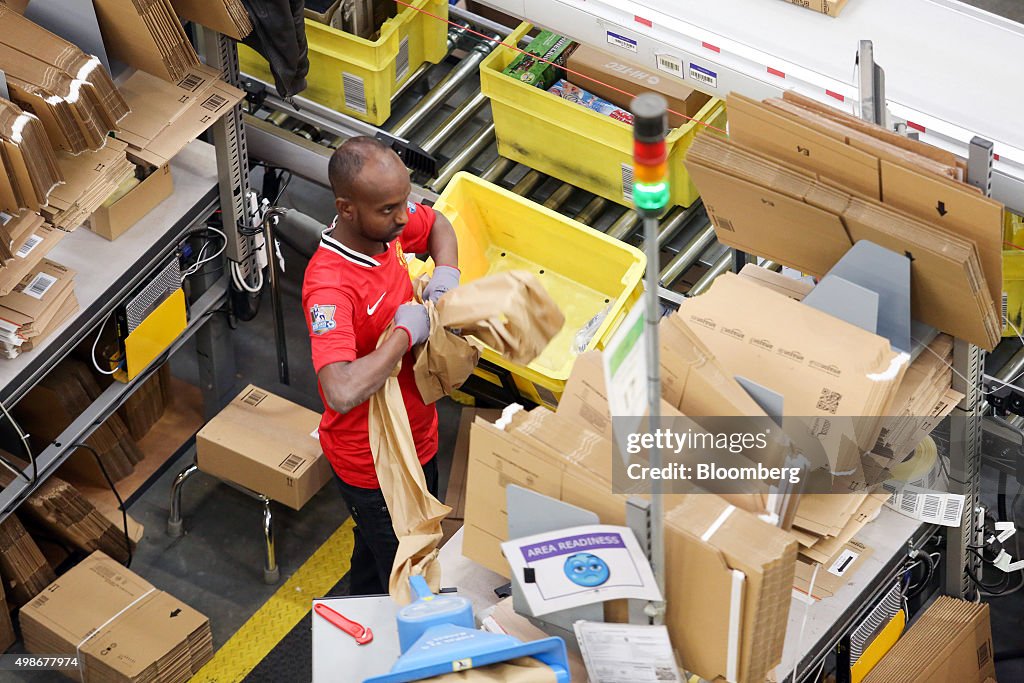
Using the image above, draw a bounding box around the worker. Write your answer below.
[302,136,459,595]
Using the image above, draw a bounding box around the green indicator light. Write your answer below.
[634,181,670,212]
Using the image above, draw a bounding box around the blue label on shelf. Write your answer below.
[688,62,719,88]
[606,31,639,52]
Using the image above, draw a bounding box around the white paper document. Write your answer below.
[574,622,683,683]
[501,524,661,617]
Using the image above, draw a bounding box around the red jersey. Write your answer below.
[302,201,439,488]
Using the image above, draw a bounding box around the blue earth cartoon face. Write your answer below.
[563,553,610,587]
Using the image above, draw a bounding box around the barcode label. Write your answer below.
[1002,291,1009,328]
[656,54,684,77]
[606,31,638,53]
[242,389,267,406]
[177,73,205,92]
[396,36,411,82]
[689,62,719,89]
[621,163,634,202]
[343,73,368,114]
[884,483,965,526]
[16,234,42,258]
[279,454,305,473]
[202,93,229,111]
[23,272,57,299]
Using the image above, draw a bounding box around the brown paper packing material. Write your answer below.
[0,221,66,297]
[170,0,253,40]
[92,0,200,82]
[863,596,996,683]
[20,551,213,682]
[0,7,128,152]
[435,271,565,366]
[414,272,563,403]
[0,258,76,345]
[369,345,452,604]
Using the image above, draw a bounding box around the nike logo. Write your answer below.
[367,292,386,316]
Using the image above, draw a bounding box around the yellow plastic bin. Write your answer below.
[239,0,449,125]
[480,22,728,209]
[1003,210,1024,336]
[414,172,646,408]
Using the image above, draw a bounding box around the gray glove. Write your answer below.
[394,303,430,350]
[423,265,460,305]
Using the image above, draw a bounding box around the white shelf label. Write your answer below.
[689,62,719,89]
[656,54,684,78]
[607,31,638,53]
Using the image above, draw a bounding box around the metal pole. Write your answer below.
[689,250,734,296]
[263,208,290,384]
[659,222,715,286]
[575,197,608,226]
[643,212,664,623]
[606,210,640,240]
[389,35,500,139]
[420,91,489,155]
[449,4,518,38]
[480,157,514,183]
[511,170,545,196]
[543,184,575,210]
[426,123,496,193]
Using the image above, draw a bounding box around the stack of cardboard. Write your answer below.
[0,99,62,214]
[0,6,128,153]
[443,408,502,544]
[21,552,214,682]
[873,334,962,461]
[684,91,1003,350]
[118,363,174,441]
[0,581,14,652]
[17,474,134,564]
[43,138,136,231]
[14,359,144,483]
[0,515,56,608]
[863,597,996,682]
[170,0,253,41]
[0,258,78,358]
[93,0,200,82]
[114,65,245,168]
[0,217,66,297]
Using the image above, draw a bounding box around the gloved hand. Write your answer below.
[423,265,460,305]
[393,303,430,350]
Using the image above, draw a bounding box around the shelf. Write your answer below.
[477,0,1024,210]
[0,140,220,407]
[71,378,204,514]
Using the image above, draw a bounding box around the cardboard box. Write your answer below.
[92,0,200,82]
[863,596,996,683]
[664,495,797,683]
[196,385,333,510]
[783,0,849,18]
[0,514,55,608]
[566,44,711,128]
[447,408,502,524]
[43,139,137,231]
[19,551,213,681]
[793,539,872,599]
[0,222,66,297]
[0,259,76,343]
[86,163,174,241]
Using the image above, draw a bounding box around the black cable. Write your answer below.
[69,442,132,569]
[999,470,1008,520]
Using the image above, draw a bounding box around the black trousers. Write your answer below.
[335,457,440,596]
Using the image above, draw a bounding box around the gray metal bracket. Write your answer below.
[857,40,886,128]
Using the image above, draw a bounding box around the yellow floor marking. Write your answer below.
[191,518,355,683]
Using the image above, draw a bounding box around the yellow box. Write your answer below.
[416,172,645,408]
[239,0,448,125]
[480,23,728,209]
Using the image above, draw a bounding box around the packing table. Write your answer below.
[439,508,936,682]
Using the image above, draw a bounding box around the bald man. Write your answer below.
[302,136,459,595]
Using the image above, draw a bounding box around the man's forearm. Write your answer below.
[320,331,409,413]
[428,213,458,267]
